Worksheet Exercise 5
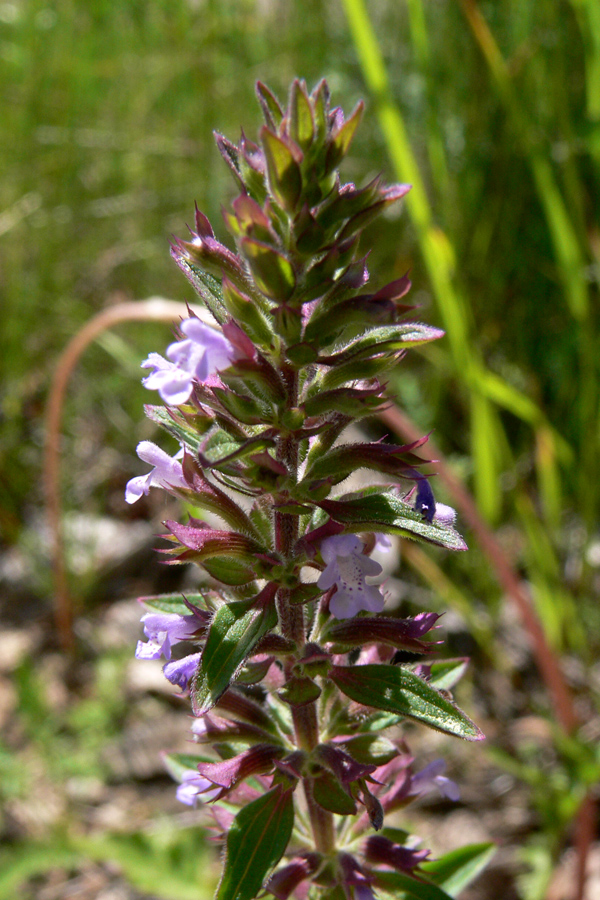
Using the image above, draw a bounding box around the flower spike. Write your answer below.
[128,77,482,900]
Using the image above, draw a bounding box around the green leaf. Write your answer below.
[201,557,257,586]
[325,101,364,173]
[290,79,314,150]
[212,386,272,425]
[329,665,483,741]
[372,870,454,900]
[174,257,228,324]
[260,127,303,212]
[217,787,294,900]
[278,675,321,707]
[313,772,356,815]
[322,323,445,363]
[256,81,284,130]
[222,279,275,348]
[421,843,496,897]
[313,177,382,234]
[241,236,296,301]
[162,751,214,783]
[192,595,277,715]
[202,431,275,471]
[357,711,404,732]
[144,405,206,454]
[418,659,470,692]
[319,490,468,552]
[339,734,399,766]
[202,429,244,464]
[137,592,203,615]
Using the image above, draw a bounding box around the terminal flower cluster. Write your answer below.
[128,80,483,900]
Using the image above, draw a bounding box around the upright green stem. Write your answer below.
[274,365,336,856]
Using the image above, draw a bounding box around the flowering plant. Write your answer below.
[128,80,489,900]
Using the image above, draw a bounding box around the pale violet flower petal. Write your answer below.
[191,717,209,738]
[320,534,362,565]
[374,533,392,553]
[135,639,164,660]
[136,612,198,661]
[163,652,201,690]
[141,320,233,405]
[141,353,194,405]
[176,770,220,807]
[433,503,457,526]
[434,775,461,802]
[329,582,385,619]
[318,534,385,619]
[317,561,339,591]
[411,759,460,802]
[141,351,171,373]
[125,442,186,504]
[167,337,207,380]
[181,318,234,373]
[124,473,153,504]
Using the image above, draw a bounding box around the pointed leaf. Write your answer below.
[372,870,455,900]
[256,82,284,130]
[217,786,294,900]
[304,438,428,485]
[417,659,470,692]
[192,587,278,715]
[325,101,364,172]
[319,354,400,391]
[329,665,484,741]
[326,613,440,653]
[312,772,356,815]
[261,127,303,212]
[421,843,496,897]
[278,676,321,707]
[290,80,314,150]
[318,490,468,552]
[222,278,275,347]
[162,751,214,783]
[143,404,206,454]
[212,385,272,425]
[315,177,382,232]
[311,79,330,143]
[201,430,264,466]
[137,592,207,616]
[170,251,228,324]
[319,324,445,366]
[201,557,257,585]
[338,734,400,766]
[241,237,296,301]
[166,520,265,562]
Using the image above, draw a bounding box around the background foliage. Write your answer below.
[1,1,599,898]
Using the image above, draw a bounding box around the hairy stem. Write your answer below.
[274,365,336,856]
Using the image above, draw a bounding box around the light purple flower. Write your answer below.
[190,717,209,739]
[374,533,392,553]
[176,769,220,807]
[135,612,199,661]
[410,759,460,802]
[433,503,457,526]
[163,652,201,690]
[125,441,187,504]
[141,317,234,405]
[318,535,385,619]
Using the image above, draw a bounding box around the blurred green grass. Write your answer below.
[1,1,600,898]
